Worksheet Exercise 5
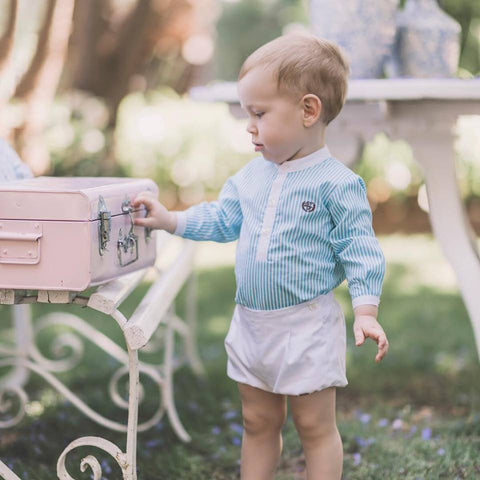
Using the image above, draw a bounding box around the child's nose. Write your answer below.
[246,120,257,134]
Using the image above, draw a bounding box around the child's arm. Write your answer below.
[327,175,388,361]
[327,175,385,307]
[353,304,389,363]
[133,176,243,242]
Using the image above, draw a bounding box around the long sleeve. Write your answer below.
[174,176,243,242]
[326,175,385,307]
[0,139,33,182]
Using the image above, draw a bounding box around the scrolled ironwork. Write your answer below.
[0,384,28,428]
[56,436,130,480]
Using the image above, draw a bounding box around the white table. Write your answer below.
[0,232,204,480]
[191,78,480,358]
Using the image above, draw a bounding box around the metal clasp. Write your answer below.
[117,228,139,267]
[117,197,139,267]
[98,196,111,256]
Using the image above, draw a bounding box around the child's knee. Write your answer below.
[242,404,286,436]
[293,411,338,444]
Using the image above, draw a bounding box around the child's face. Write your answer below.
[238,67,308,164]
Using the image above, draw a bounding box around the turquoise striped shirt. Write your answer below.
[175,146,385,310]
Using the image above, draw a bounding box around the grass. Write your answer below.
[1,234,480,479]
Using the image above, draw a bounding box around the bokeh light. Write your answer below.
[182,34,214,65]
[417,184,430,212]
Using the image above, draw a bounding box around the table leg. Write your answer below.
[57,309,139,480]
[0,305,32,389]
[0,460,21,480]
[408,135,480,359]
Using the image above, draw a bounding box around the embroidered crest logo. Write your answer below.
[302,201,316,212]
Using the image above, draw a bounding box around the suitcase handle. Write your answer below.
[117,229,139,267]
[0,231,42,265]
[0,232,42,241]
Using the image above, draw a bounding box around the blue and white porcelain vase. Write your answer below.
[392,0,461,77]
[309,0,398,78]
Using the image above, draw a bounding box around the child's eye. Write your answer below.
[254,112,264,118]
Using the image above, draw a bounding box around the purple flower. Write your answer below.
[101,460,112,474]
[421,427,432,440]
[211,426,221,435]
[230,422,244,435]
[353,452,361,465]
[377,418,389,427]
[145,438,163,448]
[355,436,376,448]
[232,436,242,446]
[223,410,237,420]
[355,436,368,448]
[359,413,371,425]
[437,448,445,456]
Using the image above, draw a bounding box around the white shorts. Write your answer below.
[224,291,347,396]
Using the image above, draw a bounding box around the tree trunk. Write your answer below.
[0,0,18,122]
[13,0,75,174]
[0,0,17,72]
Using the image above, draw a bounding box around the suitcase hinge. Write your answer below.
[97,195,111,256]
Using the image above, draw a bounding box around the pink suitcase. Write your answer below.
[0,177,158,291]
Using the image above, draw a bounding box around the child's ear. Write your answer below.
[301,94,322,127]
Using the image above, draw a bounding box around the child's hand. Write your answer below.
[353,306,389,363]
[132,191,177,234]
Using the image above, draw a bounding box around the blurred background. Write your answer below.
[1,1,480,478]
[0,0,479,235]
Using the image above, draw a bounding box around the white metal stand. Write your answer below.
[0,234,204,479]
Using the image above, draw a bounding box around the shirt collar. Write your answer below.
[276,145,332,173]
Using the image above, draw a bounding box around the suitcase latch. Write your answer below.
[97,195,111,256]
[118,198,139,267]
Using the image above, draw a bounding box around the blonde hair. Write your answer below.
[238,34,349,124]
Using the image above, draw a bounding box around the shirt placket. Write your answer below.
[256,165,288,262]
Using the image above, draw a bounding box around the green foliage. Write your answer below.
[115,88,253,208]
[440,0,480,76]
[214,0,308,81]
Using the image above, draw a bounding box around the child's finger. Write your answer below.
[353,326,365,346]
[374,332,389,362]
[133,195,156,211]
[134,217,148,227]
[134,216,156,228]
[132,191,156,208]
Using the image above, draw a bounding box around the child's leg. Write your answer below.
[289,387,342,480]
[237,382,287,480]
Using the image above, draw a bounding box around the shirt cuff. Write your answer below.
[352,295,380,309]
[173,211,187,236]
